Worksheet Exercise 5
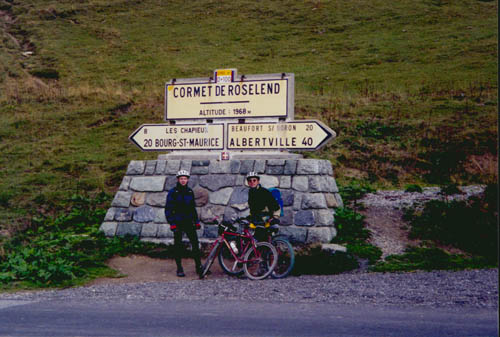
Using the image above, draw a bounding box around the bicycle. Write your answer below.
[249,219,295,279]
[200,218,278,280]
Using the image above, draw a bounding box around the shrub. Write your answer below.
[372,246,493,272]
[405,184,423,193]
[0,193,167,287]
[332,207,370,243]
[404,184,498,264]
[292,244,359,275]
[346,243,382,265]
[339,181,375,208]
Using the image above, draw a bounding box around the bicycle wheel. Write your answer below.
[271,237,295,279]
[200,241,220,278]
[218,240,244,276]
[243,242,277,280]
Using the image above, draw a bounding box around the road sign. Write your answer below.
[129,124,224,151]
[227,120,335,151]
[165,70,294,120]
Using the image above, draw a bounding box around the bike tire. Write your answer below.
[271,237,295,279]
[243,242,278,280]
[200,241,220,278]
[218,240,244,276]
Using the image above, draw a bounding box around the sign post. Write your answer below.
[129,69,336,155]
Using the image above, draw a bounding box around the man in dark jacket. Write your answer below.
[165,170,202,277]
[246,172,281,226]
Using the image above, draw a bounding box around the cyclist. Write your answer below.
[245,172,281,240]
[165,170,202,277]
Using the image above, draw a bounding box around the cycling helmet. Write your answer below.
[246,172,260,181]
[176,170,190,178]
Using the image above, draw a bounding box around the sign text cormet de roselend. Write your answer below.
[164,69,293,120]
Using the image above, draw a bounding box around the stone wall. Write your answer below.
[99,158,343,244]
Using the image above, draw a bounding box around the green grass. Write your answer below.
[0,0,497,233]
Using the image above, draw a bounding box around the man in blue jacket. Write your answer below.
[165,170,202,277]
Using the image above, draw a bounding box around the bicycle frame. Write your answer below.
[218,227,260,264]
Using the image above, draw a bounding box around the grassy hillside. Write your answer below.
[0,0,497,233]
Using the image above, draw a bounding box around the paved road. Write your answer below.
[0,298,497,337]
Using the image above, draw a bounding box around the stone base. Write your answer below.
[100,158,343,244]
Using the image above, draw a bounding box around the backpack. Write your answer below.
[269,188,284,217]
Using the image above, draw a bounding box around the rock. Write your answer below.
[209,161,232,174]
[141,223,159,237]
[254,160,266,173]
[114,208,132,221]
[126,161,145,175]
[193,186,209,207]
[153,207,167,223]
[180,160,192,172]
[200,204,225,222]
[146,192,167,207]
[325,193,340,208]
[111,191,132,207]
[191,166,209,174]
[133,205,156,223]
[240,160,255,174]
[116,222,142,236]
[229,186,249,204]
[321,243,347,253]
[279,176,291,189]
[267,165,284,175]
[155,160,166,175]
[99,222,117,237]
[209,187,234,205]
[281,208,294,226]
[131,192,146,206]
[145,160,157,175]
[307,227,334,243]
[104,208,116,221]
[199,174,236,191]
[295,210,315,226]
[165,160,180,174]
[314,209,334,226]
[157,224,174,238]
[284,160,297,175]
[302,193,327,209]
[119,176,132,191]
[281,189,294,206]
[292,176,308,192]
[130,177,166,192]
[279,226,307,243]
[230,160,241,173]
[297,159,320,174]
[260,175,279,188]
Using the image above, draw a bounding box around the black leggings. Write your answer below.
[173,227,201,269]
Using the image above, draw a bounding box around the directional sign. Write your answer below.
[129,124,224,151]
[227,120,336,151]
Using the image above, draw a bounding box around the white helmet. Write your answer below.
[246,172,260,180]
[176,170,190,178]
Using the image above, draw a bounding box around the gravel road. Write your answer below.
[1,269,497,310]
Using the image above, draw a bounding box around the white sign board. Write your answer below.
[165,70,294,120]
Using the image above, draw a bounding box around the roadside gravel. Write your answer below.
[1,269,497,310]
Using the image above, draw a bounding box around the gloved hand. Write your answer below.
[170,224,177,232]
[195,223,201,230]
[270,217,280,226]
